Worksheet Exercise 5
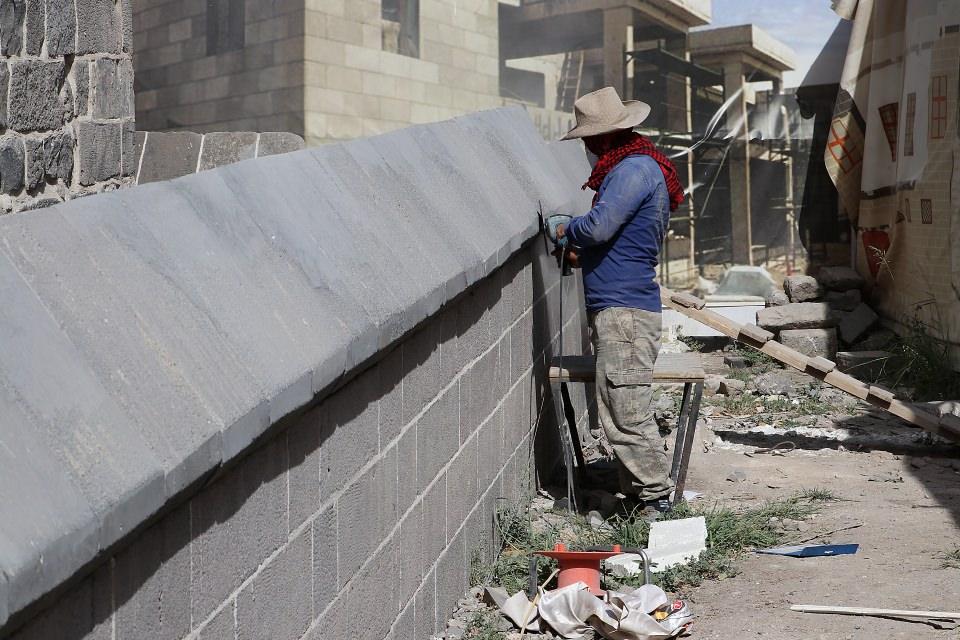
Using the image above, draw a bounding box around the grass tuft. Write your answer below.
[883,319,960,401]
[463,609,506,640]
[941,548,960,569]
[795,487,838,502]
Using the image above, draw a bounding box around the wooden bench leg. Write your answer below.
[672,382,703,502]
[670,383,692,485]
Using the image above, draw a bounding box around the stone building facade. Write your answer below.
[132,0,504,145]
[0,0,136,214]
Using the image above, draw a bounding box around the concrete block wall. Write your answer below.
[0,0,135,213]
[4,239,587,640]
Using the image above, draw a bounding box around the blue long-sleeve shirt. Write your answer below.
[565,155,670,314]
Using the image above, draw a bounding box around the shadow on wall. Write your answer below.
[5,239,588,640]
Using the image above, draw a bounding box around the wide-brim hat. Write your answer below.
[561,87,651,140]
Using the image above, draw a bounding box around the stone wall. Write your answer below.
[5,241,587,640]
[0,0,136,213]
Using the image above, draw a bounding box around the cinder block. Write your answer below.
[445,439,478,534]
[7,568,111,640]
[388,599,416,640]
[311,505,338,615]
[416,384,460,493]
[237,528,312,640]
[439,305,460,381]
[435,531,466,627]
[478,408,504,492]
[460,347,498,444]
[287,406,322,533]
[114,504,191,640]
[190,438,287,623]
[336,450,397,587]
[197,603,236,640]
[314,540,398,640]
[397,423,417,514]
[399,503,423,606]
[402,321,442,426]
[413,568,437,639]
[421,473,446,573]
[320,368,379,501]
[510,311,534,383]
[378,346,404,445]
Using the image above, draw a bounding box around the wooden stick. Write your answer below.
[518,569,559,640]
[791,604,960,620]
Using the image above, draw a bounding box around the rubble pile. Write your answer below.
[758,266,879,361]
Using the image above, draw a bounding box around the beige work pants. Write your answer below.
[589,306,673,501]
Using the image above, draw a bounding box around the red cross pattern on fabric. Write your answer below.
[828,119,861,174]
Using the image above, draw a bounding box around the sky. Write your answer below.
[696,0,842,88]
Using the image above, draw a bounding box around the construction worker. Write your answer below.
[554,87,686,513]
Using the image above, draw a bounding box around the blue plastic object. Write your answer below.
[756,543,859,558]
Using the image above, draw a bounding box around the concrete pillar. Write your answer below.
[723,61,752,265]
[603,7,633,97]
[664,36,691,133]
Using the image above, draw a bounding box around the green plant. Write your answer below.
[941,548,960,569]
[733,342,778,370]
[463,609,506,640]
[795,487,837,502]
[884,318,960,401]
[678,331,705,353]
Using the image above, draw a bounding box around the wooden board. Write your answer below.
[659,286,960,442]
[549,352,705,384]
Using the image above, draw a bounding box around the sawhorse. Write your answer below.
[548,352,705,502]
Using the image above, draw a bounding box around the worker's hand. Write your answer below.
[555,223,566,241]
[551,246,581,268]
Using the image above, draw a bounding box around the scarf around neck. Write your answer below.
[583,132,685,212]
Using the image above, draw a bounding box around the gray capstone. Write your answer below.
[17,196,60,211]
[782,275,822,302]
[43,130,74,183]
[765,290,789,307]
[24,138,44,191]
[76,121,121,185]
[73,60,89,117]
[136,131,203,184]
[817,265,865,291]
[24,0,42,54]
[779,328,838,360]
[754,371,793,396]
[825,289,861,312]
[0,0,25,55]
[257,132,306,157]
[121,119,135,177]
[76,0,120,53]
[8,59,65,132]
[0,64,8,128]
[198,132,258,171]
[757,302,838,331]
[836,303,878,344]
[0,137,24,193]
[44,0,75,55]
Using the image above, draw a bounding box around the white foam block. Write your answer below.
[646,516,707,573]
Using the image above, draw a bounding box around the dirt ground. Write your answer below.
[680,433,960,639]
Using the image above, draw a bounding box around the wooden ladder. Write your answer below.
[556,50,585,112]
[661,287,960,441]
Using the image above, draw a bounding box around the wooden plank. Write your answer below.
[759,340,810,371]
[806,357,836,375]
[791,604,960,620]
[867,385,895,405]
[738,323,774,344]
[549,352,705,383]
[670,292,706,310]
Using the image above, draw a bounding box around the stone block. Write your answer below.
[190,438,287,623]
[121,118,135,177]
[8,60,65,132]
[783,275,822,302]
[765,290,788,307]
[24,0,41,55]
[836,303,878,344]
[311,506,338,615]
[42,130,73,183]
[198,604,236,640]
[779,328,838,360]
[237,528,312,640]
[76,0,120,53]
[336,450,397,586]
[445,439,478,534]
[0,63,7,128]
[756,302,837,331]
[256,131,305,157]
[402,321,442,426]
[825,289,861,312]
[414,570,438,639]
[754,371,793,396]
[136,130,201,184]
[24,138,43,191]
[287,407,322,533]
[0,137,24,193]
[320,368,380,501]
[44,0,75,54]
[121,0,132,53]
[114,504,191,640]
[719,378,745,396]
[76,121,122,185]
[73,60,89,117]
[416,384,459,494]
[817,265,864,291]
[198,132,258,171]
[91,58,128,119]
[0,0,25,55]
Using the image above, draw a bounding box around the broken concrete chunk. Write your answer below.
[783,275,822,302]
[720,378,745,396]
[779,328,838,360]
[605,553,646,578]
[704,374,723,396]
[739,323,774,344]
[671,292,705,310]
[836,303,878,344]
[723,354,748,369]
[765,290,789,307]
[825,289,861,311]
[757,302,838,331]
[817,265,865,291]
[754,371,793,396]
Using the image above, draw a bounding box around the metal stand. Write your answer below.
[669,381,704,501]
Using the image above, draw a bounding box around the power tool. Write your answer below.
[537,203,573,277]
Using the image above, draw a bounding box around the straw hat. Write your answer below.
[561,87,651,140]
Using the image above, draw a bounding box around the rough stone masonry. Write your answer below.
[0,0,135,213]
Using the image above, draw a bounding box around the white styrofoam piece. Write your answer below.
[646,516,707,573]
[604,553,644,578]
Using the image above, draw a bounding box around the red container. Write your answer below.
[535,543,623,596]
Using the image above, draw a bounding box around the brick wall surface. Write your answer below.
[0,0,135,213]
[5,240,588,640]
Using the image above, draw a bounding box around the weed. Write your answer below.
[795,487,837,502]
[712,394,829,417]
[678,332,705,353]
[733,342,778,371]
[883,319,960,401]
[941,548,960,569]
[463,609,506,640]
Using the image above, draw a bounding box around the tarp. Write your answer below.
[824,0,960,361]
